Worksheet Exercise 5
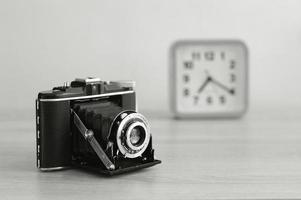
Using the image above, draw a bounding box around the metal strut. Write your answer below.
[72,110,115,171]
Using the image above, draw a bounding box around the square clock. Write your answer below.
[170,40,248,118]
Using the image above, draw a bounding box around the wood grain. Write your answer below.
[1,107,301,199]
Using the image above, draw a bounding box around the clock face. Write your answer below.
[170,40,248,117]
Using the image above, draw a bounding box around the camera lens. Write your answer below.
[129,126,146,146]
[113,111,151,158]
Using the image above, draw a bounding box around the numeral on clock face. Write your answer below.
[184,61,193,69]
[219,95,226,104]
[183,88,190,96]
[183,75,190,83]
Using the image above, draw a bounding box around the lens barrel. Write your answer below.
[110,111,151,158]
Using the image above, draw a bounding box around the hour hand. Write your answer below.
[198,77,211,94]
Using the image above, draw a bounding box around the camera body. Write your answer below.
[36,77,160,175]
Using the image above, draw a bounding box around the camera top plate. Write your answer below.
[38,78,135,101]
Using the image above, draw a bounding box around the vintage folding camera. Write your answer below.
[36,77,161,175]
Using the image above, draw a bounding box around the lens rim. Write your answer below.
[115,112,151,158]
[125,122,147,151]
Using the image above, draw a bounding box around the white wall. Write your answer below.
[1,0,301,117]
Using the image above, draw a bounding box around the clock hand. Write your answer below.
[198,77,211,94]
[210,77,235,95]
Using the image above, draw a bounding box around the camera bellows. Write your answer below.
[73,100,122,143]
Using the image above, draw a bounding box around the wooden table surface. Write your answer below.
[1,106,301,199]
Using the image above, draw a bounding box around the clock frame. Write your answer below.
[169,40,248,118]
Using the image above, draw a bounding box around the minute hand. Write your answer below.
[210,77,234,95]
